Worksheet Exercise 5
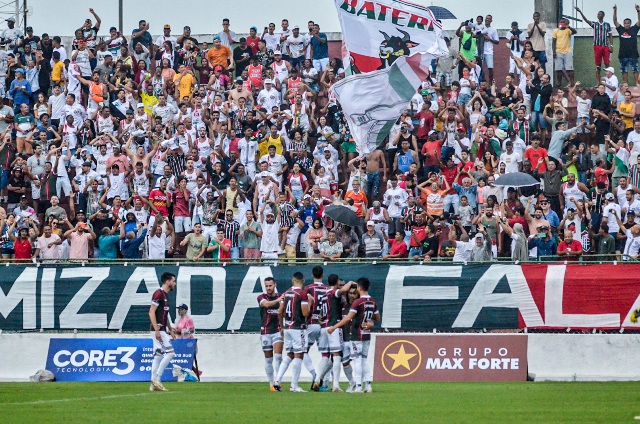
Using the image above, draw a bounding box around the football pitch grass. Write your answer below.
[1,381,638,423]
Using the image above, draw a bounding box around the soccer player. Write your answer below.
[302,265,328,386]
[148,272,177,392]
[312,275,354,392]
[340,281,359,392]
[258,277,284,391]
[273,272,313,392]
[328,277,380,393]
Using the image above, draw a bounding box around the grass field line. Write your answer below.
[6,391,180,405]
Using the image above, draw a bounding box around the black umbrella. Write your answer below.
[494,172,540,188]
[428,6,456,20]
[323,205,361,227]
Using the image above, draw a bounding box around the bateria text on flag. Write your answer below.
[335,0,448,73]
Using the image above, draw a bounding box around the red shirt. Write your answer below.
[557,239,582,260]
[14,238,32,259]
[421,140,442,167]
[414,110,434,139]
[441,166,458,194]
[246,36,261,55]
[409,225,426,247]
[594,167,609,188]
[172,188,191,217]
[388,239,408,257]
[524,147,548,173]
[219,238,232,260]
[149,188,171,217]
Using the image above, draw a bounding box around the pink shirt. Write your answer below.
[176,315,195,339]
[68,231,92,259]
[36,234,61,259]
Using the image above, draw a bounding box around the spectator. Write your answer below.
[63,222,96,260]
[576,6,613,83]
[319,230,342,261]
[557,230,584,260]
[382,228,408,260]
[528,225,557,261]
[180,222,207,261]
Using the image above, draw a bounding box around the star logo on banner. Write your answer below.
[387,344,417,371]
[381,340,422,377]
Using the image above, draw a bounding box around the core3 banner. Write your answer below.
[2,264,640,331]
[45,338,196,382]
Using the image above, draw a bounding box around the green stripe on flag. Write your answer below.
[615,156,629,175]
[377,119,397,145]
[386,62,416,100]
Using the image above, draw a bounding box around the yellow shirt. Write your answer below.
[173,73,195,101]
[259,135,283,157]
[619,101,635,129]
[51,61,64,84]
[552,28,572,54]
[140,92,159,116]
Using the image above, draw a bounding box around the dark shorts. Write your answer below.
[37,200,51,215]
[2,247,14,255]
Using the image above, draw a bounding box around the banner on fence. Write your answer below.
[374,334,528,382]
[1,264,640,332]
[45,338,196,382]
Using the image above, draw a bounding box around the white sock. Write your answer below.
[303,353,315,377]
[275,355,292,383]
[317,356,330,383]
[362,357,371,387]
[353,356,363,387]
[291,358,302,388]
[343,363,354,386]
[156,351,175,381]
[265,357,274,385]
[274,353,282,379]
[332,356,342,389]
[151,353,162,380]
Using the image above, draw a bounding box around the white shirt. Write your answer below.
[603,202,622,233]
[604,75,619,100]
[626,199,640,224]
[502,138,527,158]
[257,88,281,112]
[262,33,280,51]
[147,233,166,259]
[623,230,640,259]
[154,35,177,48]
[576,97,592,118]
[499,152,522,173]
[384,186,408,218]
[453,240,473,262]
[48,93,66,120]
[482,26,499,55]
[260,219,280,252]
[238,138,258,167]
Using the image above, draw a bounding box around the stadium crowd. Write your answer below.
[1,6,640,263]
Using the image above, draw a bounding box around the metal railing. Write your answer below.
[3,254,636,267]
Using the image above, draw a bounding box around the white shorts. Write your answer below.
[201,224,216,242]
[284,329,307,354]
[174,216,192,233]
[318,327,343,353]
[31,181,40,200]
[260,332,284,352]
[306,323,321,347]
[341,340,352,363]
[150,330,174,354]
[350,340,371,359]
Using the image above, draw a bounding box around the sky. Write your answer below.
[8,0,640,36]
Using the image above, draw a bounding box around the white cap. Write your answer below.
[366,220,375,226]
[264,78,273,84]
[604,66,615,73]
[274,50,282,55]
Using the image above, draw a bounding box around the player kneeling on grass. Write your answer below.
[149,272,177,392]
[273,272,314,392]
[312,275,354,392]
[258,277,285,391]
[328,277,379,393]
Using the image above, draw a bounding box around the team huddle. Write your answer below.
[146,268,379,392]
[259,266,380,393]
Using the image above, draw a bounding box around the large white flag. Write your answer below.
[331,53,431,156]
[335,0,447,73]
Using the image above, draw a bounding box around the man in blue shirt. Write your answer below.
[131,19,152,49]
[297,194,318,233]
[527,225,557,261]
[122,226,148,258]
[310,24,328,72]
[9,68,31,112]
